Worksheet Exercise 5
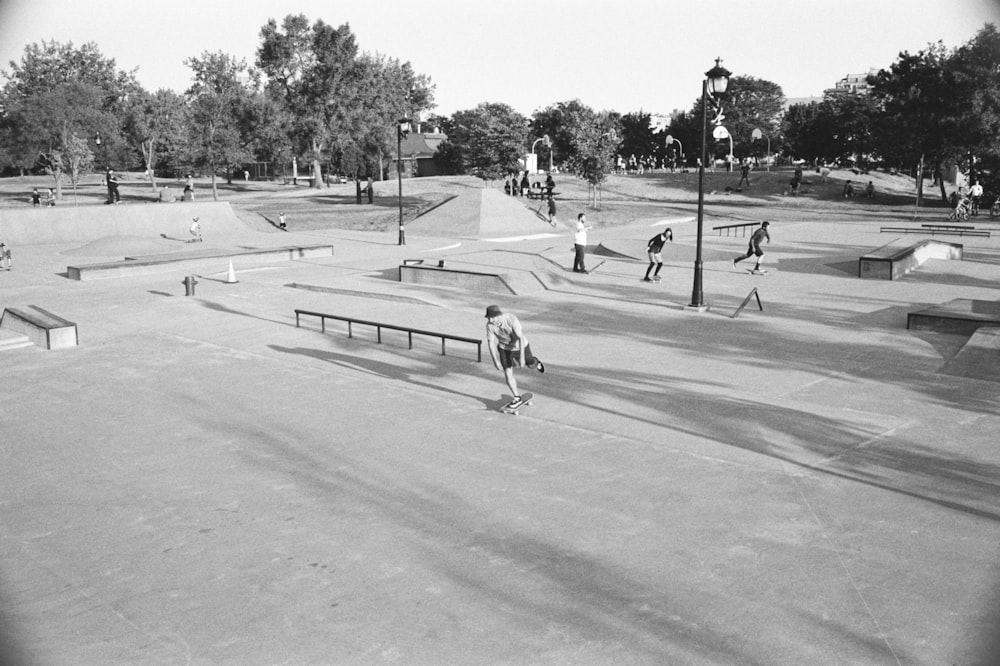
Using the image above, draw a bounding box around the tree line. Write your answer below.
[1,18,997,205]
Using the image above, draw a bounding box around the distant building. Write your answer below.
[823,71,875,99]
[783,95,823,110]
[388,125,447,178]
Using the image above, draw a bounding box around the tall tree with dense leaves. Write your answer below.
[723,76,785,161]
[563,106,620,208]
[123,89,189,190]
[185,51,256,200]
[447,103,528,183]
[256,15,360,189]
[869,41,958,204]
[0,40,138,190]
[618,111,657,166]
[530,99,593,172]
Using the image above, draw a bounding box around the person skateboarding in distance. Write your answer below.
[643,227,673,282]
[733,220,770,274]
[189,217,203,242]
[485,304,544,411]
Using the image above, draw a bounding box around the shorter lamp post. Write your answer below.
[752,128,770,171]
[688,57,731,312]
[664,134,683,168]
[396,118,411,246]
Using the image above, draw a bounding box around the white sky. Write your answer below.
[1,0,998,118]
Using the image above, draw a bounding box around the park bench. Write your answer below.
[294,309,481,362]
[858,238,963,280]
[0,305,78,349]
[525,188,557,200]
[713,222,758,237]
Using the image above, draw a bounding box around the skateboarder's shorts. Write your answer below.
[498,344,537,370]
[745,245,763,257]
[648,250,662,263]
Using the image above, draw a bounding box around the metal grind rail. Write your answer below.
[294,309,482,362]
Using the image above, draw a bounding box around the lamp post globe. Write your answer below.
[688,57,731,311]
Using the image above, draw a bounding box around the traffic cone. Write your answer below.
[225,261,238,284]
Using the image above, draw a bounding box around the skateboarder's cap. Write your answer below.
[485,305,502,318]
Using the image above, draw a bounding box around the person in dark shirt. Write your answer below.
[643,227,673,282]
[733,221,771,273]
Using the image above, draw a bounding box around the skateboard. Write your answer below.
[587,260,606,274]
[747,269,768,275]
[501,392,534,415]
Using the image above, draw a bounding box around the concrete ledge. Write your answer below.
[67,244,334,280]
[858,239,962,280]
[908,298,1000,335]
[399,263,516,294]
[1,305,78,349]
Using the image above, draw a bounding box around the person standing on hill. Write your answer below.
[485,304,545,409]
[643,227,673,282]
[573,213,592,273]
[737,161,751,189]
[733,221,771,273]
[547,196,557,227]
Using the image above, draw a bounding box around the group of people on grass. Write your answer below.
[505,171,555,198]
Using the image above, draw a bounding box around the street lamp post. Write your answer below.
[752,128,770,171]
[530,134,551,174]
[664,134,684,168]
[688,58,731,312]
[397,118,411,245]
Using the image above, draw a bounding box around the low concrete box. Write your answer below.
[1,305,78,349]
[399,263,516,294]
[859,239,962,280]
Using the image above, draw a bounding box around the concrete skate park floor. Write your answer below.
[2,192,1000,664]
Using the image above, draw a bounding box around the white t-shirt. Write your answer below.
[574,220,588,245]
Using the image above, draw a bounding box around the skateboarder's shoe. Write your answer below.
[535,360,545,373]
[643,277,652,282]
[507,395,525,409]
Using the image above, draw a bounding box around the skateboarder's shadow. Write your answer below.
[270,344,496,410]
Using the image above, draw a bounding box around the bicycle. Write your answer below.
[947,197,972,222]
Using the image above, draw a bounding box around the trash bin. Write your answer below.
[182,275,198,296]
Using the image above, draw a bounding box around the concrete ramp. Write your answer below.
[941,326,1000,381]
[0,202,246,245]
[408,188,554,239]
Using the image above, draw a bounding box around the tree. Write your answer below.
[446,103,528,183]
[562,106,620,208]
[869,40,962,203]
[0,40,138,188]
[618,111,657,166]
[123,89,189,190]
[256,15,360,189]
[184,51,256,200]
[530,99,593,171]
[722,76,785,161]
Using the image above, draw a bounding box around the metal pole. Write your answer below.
[689,79,709,309]
[397,126,405,245]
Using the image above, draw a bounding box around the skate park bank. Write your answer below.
[1,177,1000,664]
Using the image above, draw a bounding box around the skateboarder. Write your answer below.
[573,213,592,273]
[733,221,770,273]
[643,227,673,282]
[189,217,202,242]
[0,242,10,270]
[485,304,544,409]
[547,196,557,227]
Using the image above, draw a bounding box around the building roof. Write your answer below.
[399,133,447,159]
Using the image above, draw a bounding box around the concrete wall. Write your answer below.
[0,201,245,245]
